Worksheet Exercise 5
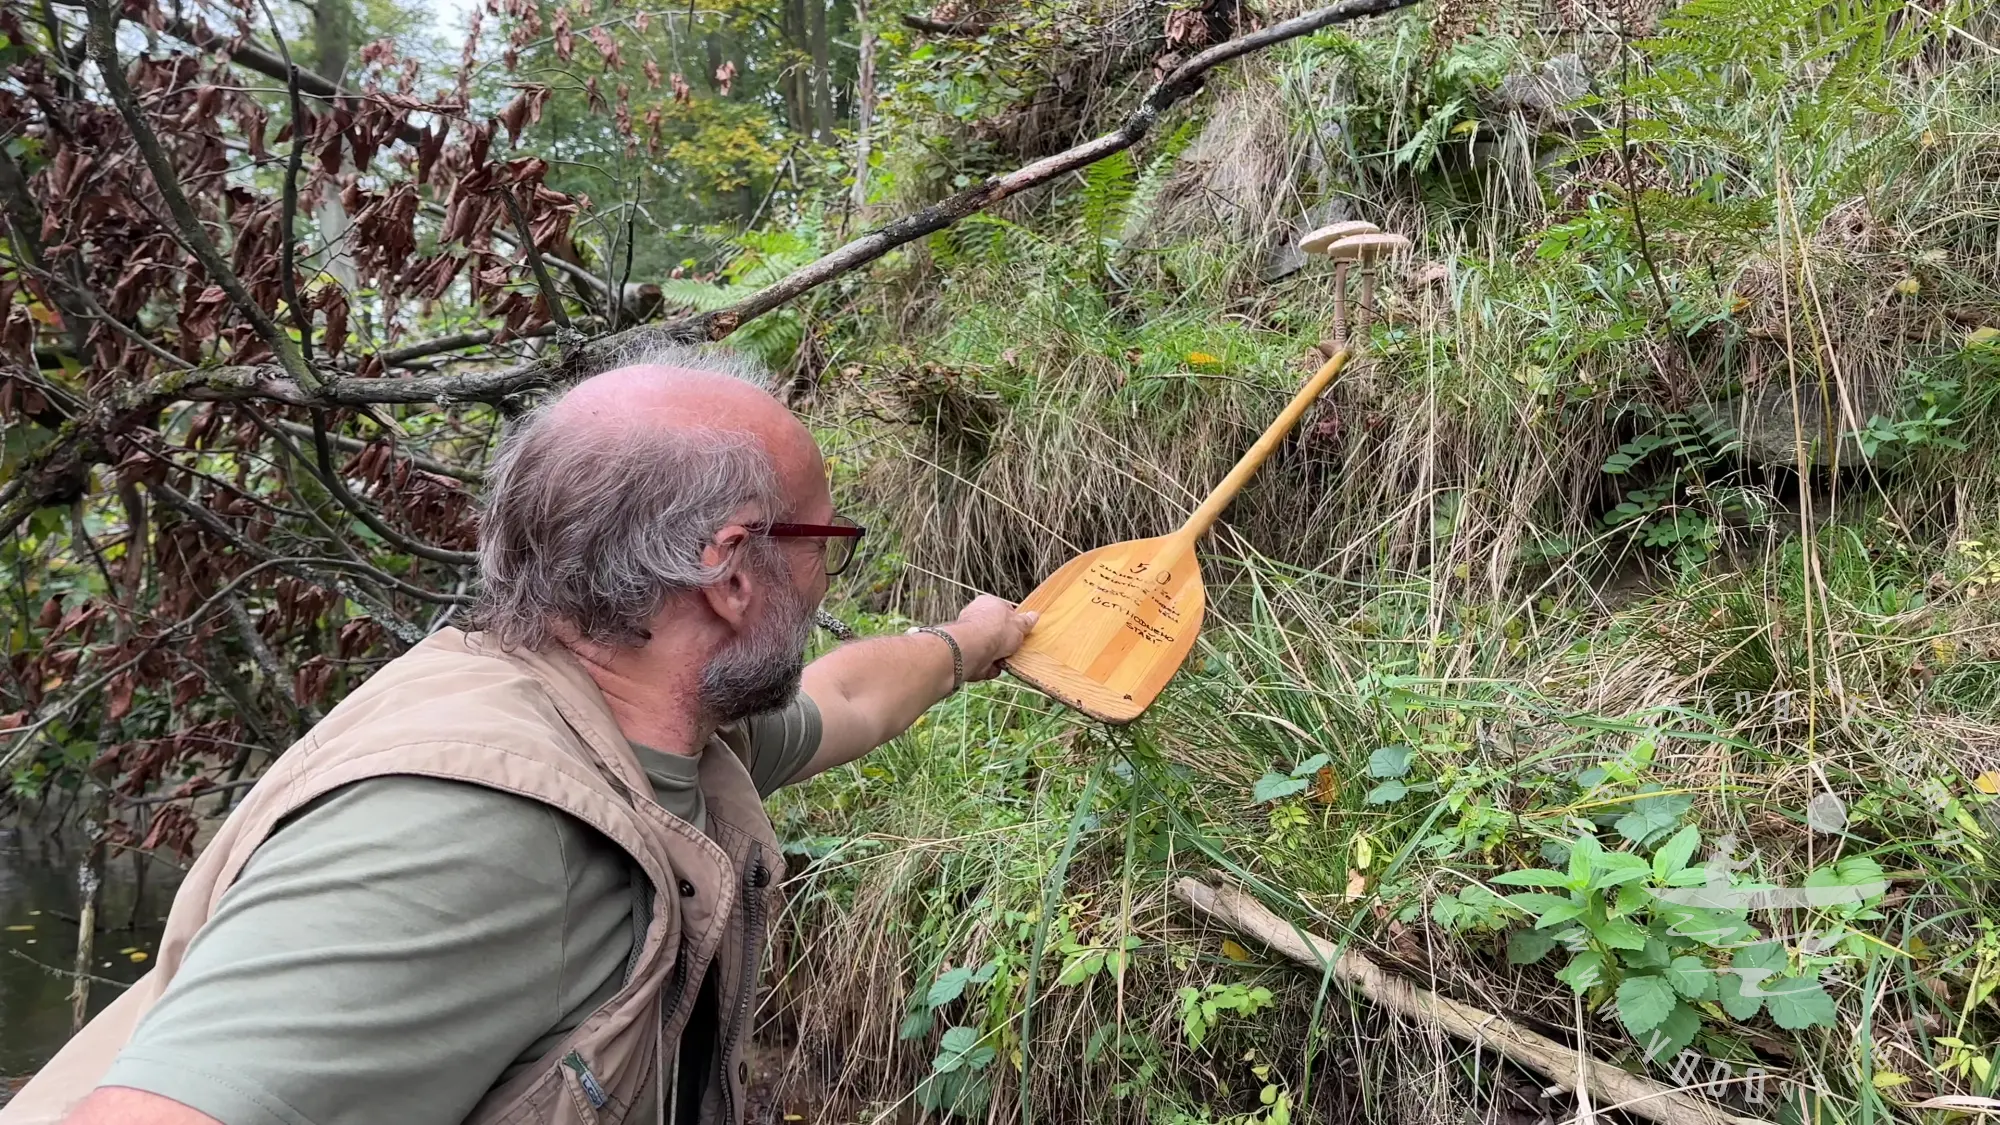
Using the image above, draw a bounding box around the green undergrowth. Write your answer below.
[760,0,2000,1121]
[765,526,2000,1124]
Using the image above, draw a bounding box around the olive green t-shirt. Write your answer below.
[99,695,821,1125]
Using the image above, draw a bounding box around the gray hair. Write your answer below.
[472,344,788,650]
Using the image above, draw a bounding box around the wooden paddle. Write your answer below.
[1002,346,1353,723]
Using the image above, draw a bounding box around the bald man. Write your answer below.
[40,347,1036,1125]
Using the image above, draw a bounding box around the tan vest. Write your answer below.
[1,629,783,1125]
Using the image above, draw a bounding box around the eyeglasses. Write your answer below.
[757,514,866,577]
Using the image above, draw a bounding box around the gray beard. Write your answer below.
[698,581,815,724]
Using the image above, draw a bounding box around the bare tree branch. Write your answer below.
[305,411,478,565]
[4,0,1419,542]
[900,13,991,34]
[83,0,319,391]
[0,145,91,358]
[148,480,465,611]
[265,12,314,360]
[270,420,483,482]
[499,186,575,332]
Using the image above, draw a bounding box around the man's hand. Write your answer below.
[946,594,1039,681]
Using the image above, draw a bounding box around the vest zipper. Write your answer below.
[719,843,768,1125]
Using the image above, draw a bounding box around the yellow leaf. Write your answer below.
[119,947,138,955]
[1450,119,1480,136]
[1186,351,1220,366]
[1894,277,1922,296]
[128,950,149,963]
[1969,326,2000,348]
[1353,834,1374,870]
[4,924,32,932]
[1974,772,2000,795]
[1921,129,1938,148]
[1872,1072,1912,1090]
[1221,938,1252,963]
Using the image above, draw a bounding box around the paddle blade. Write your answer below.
[1002,536,1205,724]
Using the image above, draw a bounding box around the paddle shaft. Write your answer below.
[1176,347,1351,543]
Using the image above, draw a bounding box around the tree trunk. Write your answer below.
[311,0,357,294]
[67,788,107,1032]
[705,34,724,94]
[809,0,835,141]
[850,0,875,213]
[785,0,811,133]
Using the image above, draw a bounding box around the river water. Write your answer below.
[1,820,173,1081]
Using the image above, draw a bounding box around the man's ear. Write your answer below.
[699,525,758,630]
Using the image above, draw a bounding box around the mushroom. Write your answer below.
[1298,220,1381,256]
[1325,232,1413,338]
[1299,222,1384,343]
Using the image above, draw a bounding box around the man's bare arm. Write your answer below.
[63,1087,221,1125]
[796,595,1035,780]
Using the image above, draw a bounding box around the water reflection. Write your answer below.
[1,820,175,1081]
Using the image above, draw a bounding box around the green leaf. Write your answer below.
[1657,905,1756,947]
[1667,956,1715,1000]
[899,1008,935,1041]
[970,961,999,983]
[1055,951,1106,986]
[1501,891,1573,912]
[1616,789,1694,845]
[1568,836,1601,889]
[1635,1001,1703,1063]
[1652,824,1702,885]
[1254,772,1310,802]
[1556,951,1608,993]
[1592,853,1654,889]
[1364,780,1408,804]
[934,1026,995,1073]
[1627,937,1673,971]
[1592,917,1650,951]
[1368,745,1415,778]
[1717,942,1784,1021]
[1508,928,1559,965]
[927,966,975,1008]
[1533,900,1588,929]
[1734,941,1787,972]
[1492,869,1570,888]
[1716,971,1763,1020]
[1763,976,1838,1030]
[1291,753,1332,778]
[1616,974,1678,1035]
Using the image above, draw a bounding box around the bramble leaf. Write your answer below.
[1616,974,1677,1034]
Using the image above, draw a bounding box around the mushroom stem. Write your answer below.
[1334,262,1350,344]
[1359,269,1377,339]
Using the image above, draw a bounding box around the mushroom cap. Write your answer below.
[1299,220,1380,255]
[1324,231,1413,262]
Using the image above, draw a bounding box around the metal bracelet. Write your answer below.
[908,625,964,693]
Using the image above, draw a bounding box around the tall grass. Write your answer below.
[774,2,2000,1121]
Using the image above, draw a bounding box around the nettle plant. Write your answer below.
[1491,823,1886,1061]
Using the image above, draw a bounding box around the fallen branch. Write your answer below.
[1172,878,1772,1125]
[900,13,991,34]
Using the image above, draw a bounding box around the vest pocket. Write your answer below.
[559,1050,609,1124]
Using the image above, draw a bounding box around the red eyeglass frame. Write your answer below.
[755,518,867,576]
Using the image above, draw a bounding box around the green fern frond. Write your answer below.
[1081,150,1136,245]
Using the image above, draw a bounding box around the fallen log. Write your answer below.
[1171,878,1771,1125]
